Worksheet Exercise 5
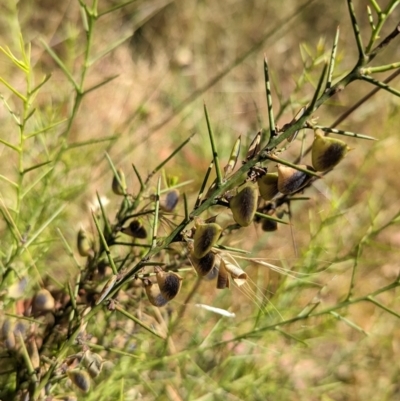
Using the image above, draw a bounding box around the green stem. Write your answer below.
[264,56,276,137]
[204,104,223,186]
[347,0,366,62]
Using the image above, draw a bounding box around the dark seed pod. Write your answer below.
[67,369,91,393]
[204,265,219,281]
[312,129,350,171]
[160,189,179,212]
[193,222,222,259]
[277,164,313,195]
[112,168,126,195]
[261,218,278,232]
[32,289,55,314]
[77,228,93,257]
[229,182,258,227]
[122,220,147,239]
[257,173,279,200]
[155,267,182,301]
[190,251,216,277]
[143,279,169,307]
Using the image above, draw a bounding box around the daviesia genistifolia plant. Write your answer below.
[1,0,400,399]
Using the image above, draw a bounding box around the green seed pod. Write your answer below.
[155,267,182,301]
[190,250,216,277]
[257,173,279,200]
[229,182,258,227]
[312,129,350,171]
[67,369,91,393]
[277,164,313,195]
[77,228,93,257]
[112,168,126,195]
[143,279,169,307]
[32,289,55,314]
[160,189,179,212]
[122,220,147,239]
[82,351,103,378]
[193,222,222,259]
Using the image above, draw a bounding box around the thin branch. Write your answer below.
[204,104,223,186]
[326,27,340,90]
[361,74,400,97]
[347,0,366,61]
[368,22,400,62]
[264,56,276,137]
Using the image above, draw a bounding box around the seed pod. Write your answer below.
[229,182,258,227]
[193,222,222,259]
[257,173,279,200]
[204,265,219,281]
[67,369,91,393]
[216,259,230,289]
[112,168,126,195]
[96,275,117,305]
[155,267,182,301]
[160,189,179,212]
[224,136,241,176]
[82,351,102,378]
[4,323,16,350]
[223,260,247,286]
[122,220,147,239]
[77,228,93,257]
[190,250,216,277]
[261,218,278,232]
[143,279,169,307]
[277,164,313,195]
[27,337,40,370]
[312,129,350,171]
[32,289,55,314]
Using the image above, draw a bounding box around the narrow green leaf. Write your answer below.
[40,39,79,91]
[23,160,52,175]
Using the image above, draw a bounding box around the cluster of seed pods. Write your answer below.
[78,127,350,309]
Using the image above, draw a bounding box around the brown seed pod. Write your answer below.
[160,189,180,212]
[155,267,182,301]
[193,222,222,259]
[67,369,91,393]
[27,337,40,370]
[190,250,216,277]
[257,173,279,200]
[112,168,127,195]
[312,129,350,171]
[32,289,55,314]
[229,182,258,227]
[277,164,313,195]
[96,275,117,305]
[223,260,247,286]
[122,220,147,239]
[216,259,230,289]
[77,228,93,257]
[143,279,169,307]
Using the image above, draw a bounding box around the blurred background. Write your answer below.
[1,0,400,399]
